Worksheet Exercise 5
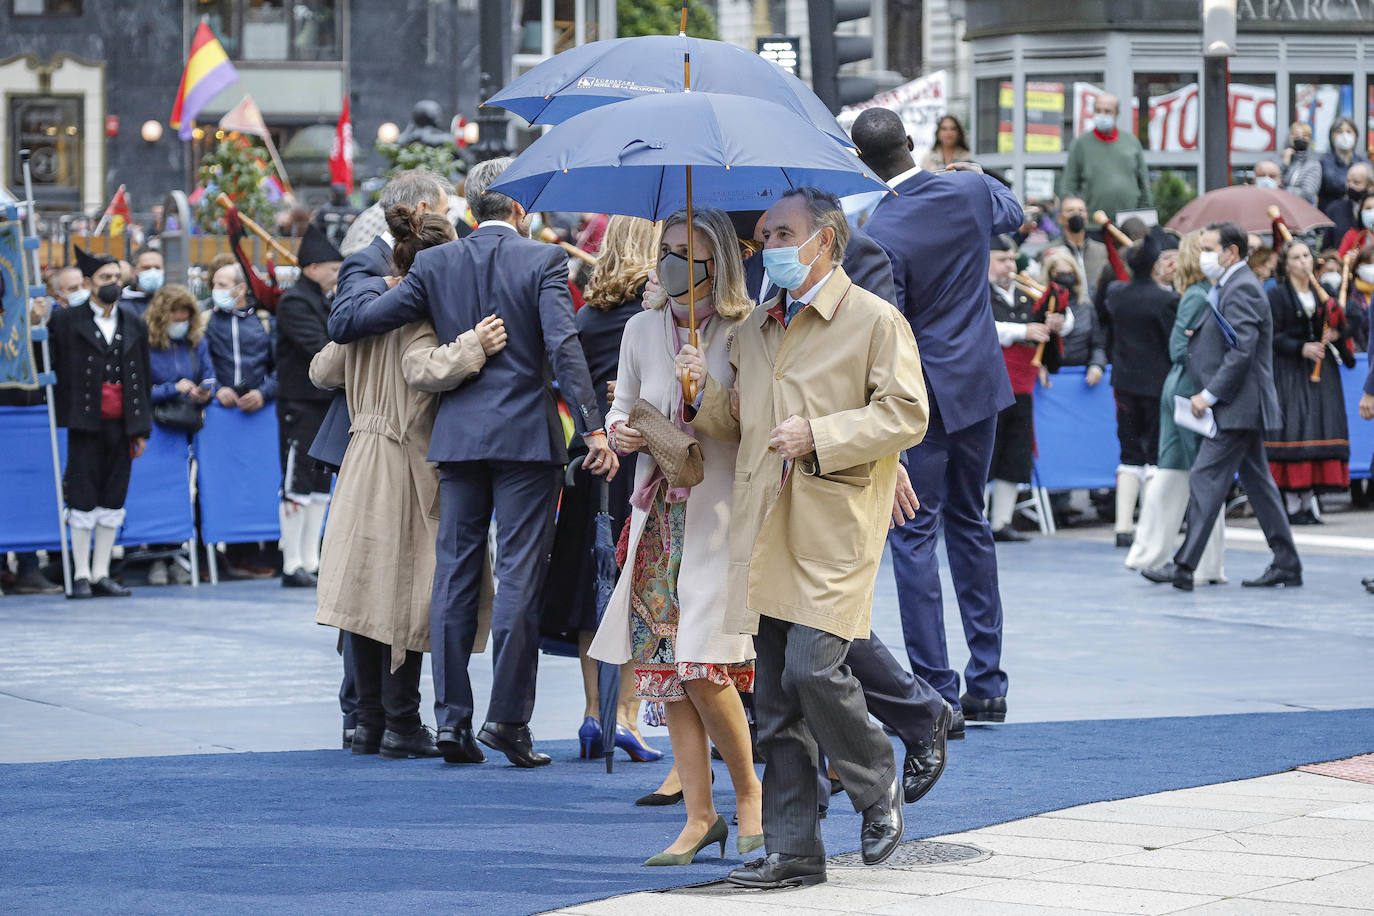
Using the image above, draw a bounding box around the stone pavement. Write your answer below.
[553,764,1374,915]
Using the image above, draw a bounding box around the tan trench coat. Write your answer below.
[310,322,493,672]
[692,267,929,641]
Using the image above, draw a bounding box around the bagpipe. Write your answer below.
[1269,206,1355,381]
[1093,210,1133,283]
[1014,271,1068,370]
[216,192,297,313]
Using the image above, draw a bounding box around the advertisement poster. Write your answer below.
[1074,82,1276,153]
[838,71,948,153]
[0,215,38,389]
[1024,81,1065,153]
[999,81,1014,153]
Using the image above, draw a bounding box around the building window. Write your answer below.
[8,95,83,209]
[1132,73,1199,152]
[1230,74,1277,155]
[1025,73,1103,154]
[1290,74,1353,154]
[975,77,1010,156]
[11,0,81,13]
[193,0,341,62]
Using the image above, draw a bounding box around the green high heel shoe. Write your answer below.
[737,832,765,855]
[643,815,728,866]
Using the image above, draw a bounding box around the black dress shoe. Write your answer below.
[860,774,904,865]
[477,722,551,767]
[726,853,826,888]
[1242,565,1302,588]
[342,727,355,750]
[281,568,317,588]
[960,693,1007,723]
[351,724,381,755]
[91,577,131,597]
[67,577,93,600]
[903,702,951,804]
[1115,532,1134,548]
[992,526,1029,543]
[1288,509,1320,526]
[949,706,965,740]
[1361,575,1374,587]
[436,726,485,764]
[13,569,62,594]
[380,725,443,759]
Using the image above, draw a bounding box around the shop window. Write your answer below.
[974,77,1010,156]
[8,95,83,209]
[1290,74,1353,153]
[11,0,81,12]
[1025,72,1103,154]
[192,0,341,62]
[520,0,578,55]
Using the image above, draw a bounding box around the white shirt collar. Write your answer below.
[992,281,1014,303]
[886,164,924,190]
[788,269,837,307]
[477,219,518,232]
[1218,260,1245,288]
[90,300,118,343]
[379,231,394,250]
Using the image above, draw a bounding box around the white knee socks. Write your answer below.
[989,479,1020,531]
[279,501,306,575]
[301,501,328,574]
[1115,465,1146,534]
[91,525,118,582]
[71,526,92,581]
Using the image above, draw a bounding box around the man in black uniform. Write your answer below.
[275,224,343,587]
[50,246,153,598]
[312,183,361,251]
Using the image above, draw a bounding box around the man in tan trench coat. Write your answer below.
[683,188,930,888]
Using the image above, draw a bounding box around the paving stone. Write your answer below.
[1019,860,1298,897]
[947,876,1218,914]
[1182,899,1373,915]
[1171,831,1374,863]
[977,814,1217,848]
[918,854,1083,878]
[1309,803,1374,822]
[863,897,1100,916]
[1239,815,1374,839]
[1133,788,1353,817]
[1042,799,1290,832]
[940,831,1144,862]
[1105,847,1362,879]
[824,867,999,896]
[1203,772,1374,803]
[1240,865,1374,908]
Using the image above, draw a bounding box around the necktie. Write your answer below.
[1206,286,1239,348]
[785,297,805,326]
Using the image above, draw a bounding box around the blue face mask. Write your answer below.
[1255,176,1279,190]
[761,229,822,292]
[67,287,90,307]
[212,289,237,311]
[138,268,164,294]
[168,320,190,340]
[1362,209,1374,230]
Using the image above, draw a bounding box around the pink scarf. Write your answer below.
[629,303,716,513]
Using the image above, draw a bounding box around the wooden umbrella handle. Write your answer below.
[216,193,299,266]
[1092,210,1133,247]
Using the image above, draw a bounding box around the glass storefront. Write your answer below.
[8,95,83,209]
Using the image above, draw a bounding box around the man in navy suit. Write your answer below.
[330,157,616,767]
[317,168,452,749]
[853,108,1024,733]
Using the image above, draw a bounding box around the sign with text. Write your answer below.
[838,71,948,153]
[1074,82,1276,153]
[756,36,800,77]
[0,215,37,389]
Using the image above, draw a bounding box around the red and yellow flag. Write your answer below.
[170,22,240,140]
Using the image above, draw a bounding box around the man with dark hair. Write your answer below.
[1144,220,1301,590]
[119,246,164,318]
[852,106,1023,732]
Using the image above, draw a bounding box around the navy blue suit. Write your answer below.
[745,226,896,306]
[864,169,1023,707]
[330,223,603,728]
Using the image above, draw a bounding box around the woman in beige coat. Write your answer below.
[590,207,762,866]
[312,205,500,759]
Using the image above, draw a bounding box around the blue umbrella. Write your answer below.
[483,34,852,147]
[488,91,887,219]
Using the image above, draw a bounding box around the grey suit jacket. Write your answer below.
[1187,264,1282,432]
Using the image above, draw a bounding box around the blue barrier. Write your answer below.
[194,403,281,544]
[0,407,193,552]
[1343,354,1373,480]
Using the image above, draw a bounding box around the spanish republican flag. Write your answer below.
[170,22,240,140]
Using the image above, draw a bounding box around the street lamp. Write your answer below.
[377,122,400,144]
[1202,0,1237,191]
[140,120,163,143]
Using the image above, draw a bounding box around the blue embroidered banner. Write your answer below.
[0,211,39,389]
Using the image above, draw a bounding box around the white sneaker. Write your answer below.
[147,560,169,586]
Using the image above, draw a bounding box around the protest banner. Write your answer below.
[837,71,948,151]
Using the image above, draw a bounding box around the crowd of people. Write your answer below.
[4,99,1374,887]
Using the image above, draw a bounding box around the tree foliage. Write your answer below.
[1152,170,1196,226]
[616,0,717,39]
[194,137,277,234]
[375,141,466,184]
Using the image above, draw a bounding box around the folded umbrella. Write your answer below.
[484,34,851,147]
[1166,185,1333,236]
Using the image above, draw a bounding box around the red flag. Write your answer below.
[329,96,353,193]
[97,185,131,236]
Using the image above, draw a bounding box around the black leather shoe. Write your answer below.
[351,724,381,755]
[1242,565,1302,588]
[380,724,443,759]
[13,569,62,594]
[960,693,1007,723]
[992,526,1029,543]
[68,578,93,600]
[91,577,131,597]
[281,568,317,588]
[1141,563,1176,584]
[904,702,951,804]
[436,726,485,764]
[1115,532,1133,548]
[860,774,905,865]
[949,706,965,740]
[726,853,826,888]
[478,722,551,767]
[342,727,355,750]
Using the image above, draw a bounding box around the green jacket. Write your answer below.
[1157,280,1212,471]
[1059,130,1152,220]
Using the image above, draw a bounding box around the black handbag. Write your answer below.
[152,343,205,433]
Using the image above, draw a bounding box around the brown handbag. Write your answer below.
[628,398,704,489]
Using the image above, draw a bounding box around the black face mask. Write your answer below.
[1065,214,1086,234]
[1291,138,1310,152]
[96,282,122,306]
[1052,273,1078,288]
[1348,186,1366,201]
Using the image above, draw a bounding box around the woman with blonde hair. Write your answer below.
[1131,230,1226,582]
[1040,249,1096,367]
[590,206,762,865]
[542,214,663,763]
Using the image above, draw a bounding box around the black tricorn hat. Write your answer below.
[73,243,116,278]
[296,223,343,267]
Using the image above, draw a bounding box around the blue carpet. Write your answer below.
[3,708,1371,914]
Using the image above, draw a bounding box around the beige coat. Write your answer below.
[692,267,928,641]
[311,322,493,672]
[588,307,753,667]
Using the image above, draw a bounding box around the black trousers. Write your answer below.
[64,420,133,512]
[1114,389,1160,466]
[278,399,333,500]
[350,632,423,733]
[989,393,1034,484]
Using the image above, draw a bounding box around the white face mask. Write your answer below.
[1092,113,1116,134]
[1320,270,1343,288]
[1358,264,1374,285]
[1335,131,1357,152]
[1255,176,1279,189]
[168,320,190,340]
[67,287,90,307]
[211,289,237,311]
[1199,250,1224,281]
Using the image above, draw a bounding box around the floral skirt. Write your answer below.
[629,487,754,719]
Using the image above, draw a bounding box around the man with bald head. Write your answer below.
[1059,92,1152,222]
[1324,160,1371,249]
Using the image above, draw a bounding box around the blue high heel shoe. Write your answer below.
[614,724,664,762]
[578,716,601,759]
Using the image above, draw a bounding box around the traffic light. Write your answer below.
[808,0,877,114]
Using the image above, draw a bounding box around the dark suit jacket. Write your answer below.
[864,169,1024,432]
[311,236,393,468]
[1188,264,1282,432]
[329,224,603,464]
[1102,276,1177,398]
[275,275,333,404]
[743,227,896,306]
[49,303,153,437]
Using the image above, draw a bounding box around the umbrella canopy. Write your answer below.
[489,91,887,219]
[484,34,851,147]
[1166,185,1333,235]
